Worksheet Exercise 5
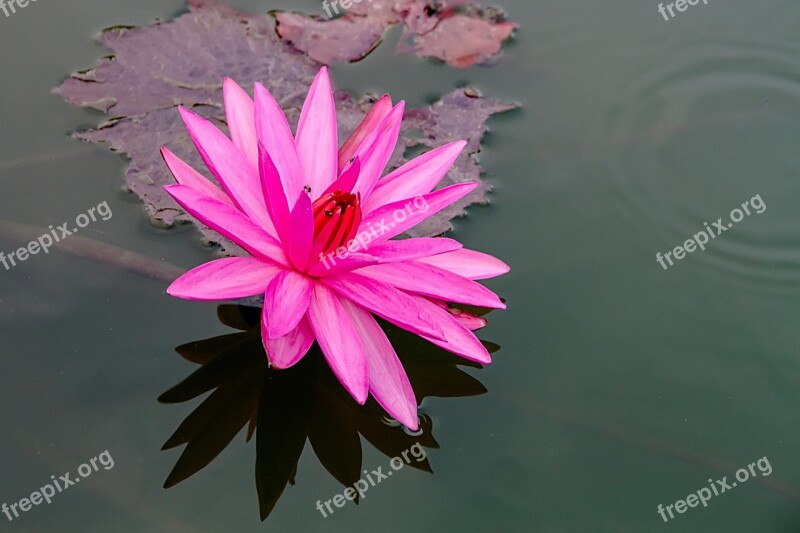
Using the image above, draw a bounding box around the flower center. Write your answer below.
[311,190,362,256]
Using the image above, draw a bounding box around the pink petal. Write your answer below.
[416,248,510,280]
[323,273,445,340]
[259,143,291,243]
[366,238,463,263]
[223,78,258,168]
[340,298,418,430]
[295,67,338,196]
[286,192,314,271]
[320,156,361,198]
[164,184,290,267]
[365,140,467,212]
[357,262,505,309]
[412,295,492,364]
[352,102,405,198]
[161,147,232,206]
[167,257,280,301]
[308,252,380,278]
[178,107,274,234]
[263,315,315,369]
[311,234,460,276]
[254,82,305,208]
[338,95,392,172]
[358,182,478,244]
[307,284,369,404]
[263,270,313,339]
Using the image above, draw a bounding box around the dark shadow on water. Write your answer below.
[159,304,497,521]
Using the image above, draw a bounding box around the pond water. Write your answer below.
[1,0,800,531]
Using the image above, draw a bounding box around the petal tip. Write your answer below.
[405,417,420,432]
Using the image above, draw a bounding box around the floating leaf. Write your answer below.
[57,0,516,254]
[275,0,517,67]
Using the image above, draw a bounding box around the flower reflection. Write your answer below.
[159,304,498,521]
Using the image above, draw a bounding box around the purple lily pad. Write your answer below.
[56,0,517,255]
[275,0,517,67]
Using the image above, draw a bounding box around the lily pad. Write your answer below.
[57,0,517,254]
[275,0,518,67]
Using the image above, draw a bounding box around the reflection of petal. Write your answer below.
[161,304,495,522]
[161,349,263,488]
[217,304,261,332]
[255,355,312,520]
[174,331,247,364]
[307,383,363,492]
[160,337,258,403]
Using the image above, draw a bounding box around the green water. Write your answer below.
[1,0,800,531]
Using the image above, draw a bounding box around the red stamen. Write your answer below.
[310,191,362,256]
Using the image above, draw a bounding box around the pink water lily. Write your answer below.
[161,67,508,430]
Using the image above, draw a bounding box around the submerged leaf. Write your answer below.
[57,0,516,253]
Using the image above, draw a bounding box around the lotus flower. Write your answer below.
[161,67,508,430]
